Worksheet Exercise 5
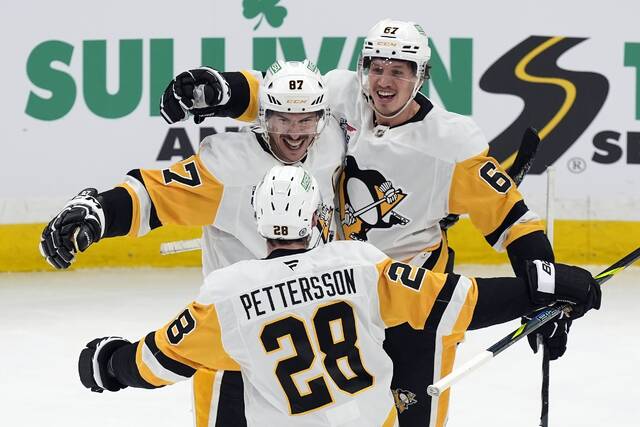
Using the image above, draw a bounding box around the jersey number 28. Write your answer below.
[260,301,374,414]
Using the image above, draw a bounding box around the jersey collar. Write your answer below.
[373,92,434,130]
[265,247,311,259]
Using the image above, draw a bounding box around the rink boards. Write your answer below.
[3,219,638,272]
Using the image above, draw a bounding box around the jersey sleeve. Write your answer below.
[117,154,224,237]
[215,70,261,122]
[131,302,240,388]
[98,186,134,238]
[375,258,478,335]
[448,152,545,251]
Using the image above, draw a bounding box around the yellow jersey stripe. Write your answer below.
[118,182,140,238]
[156,303,241,371]
[193,369,217,427]
[237,70,261,122]
[382,404,398,427]
[504,219,546,248]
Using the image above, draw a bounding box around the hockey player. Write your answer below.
[159,19,562,427]
[78,165,602,427]
[39,61,344,427]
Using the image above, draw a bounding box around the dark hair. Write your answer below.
[266,237,309,246]
[364,57,431,80]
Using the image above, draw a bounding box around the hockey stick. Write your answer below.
[342,189,403,226]
[439,127,540,231]
[540,341,550,426]
[426,246,640,398]
[507,127,540,186]
[540,165,555,427]
[159,238,202,255]
[351,188,402,217]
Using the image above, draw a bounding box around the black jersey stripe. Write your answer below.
[420,240,443,271]
[385,234,455,425]
[424,273,460,330]
[215,371,247,427]
[389,92,433,128]
[213,72,252,119]
[407,92,434,124]
[109,340,159,389]
[484,199,530,247]
[383,250,455,424]
[144,332,196,378]
[99,187,133,238]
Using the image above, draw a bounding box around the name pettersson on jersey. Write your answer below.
[239,268,357,320]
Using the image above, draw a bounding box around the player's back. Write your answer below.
[197,240,398,426]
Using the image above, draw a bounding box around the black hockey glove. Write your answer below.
[78,337,130,393]
[526,260,602,318]
[39,188,105,269]
[159,67,230,124]
[523,310,572,360]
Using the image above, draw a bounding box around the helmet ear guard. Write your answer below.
[252,165,322,241]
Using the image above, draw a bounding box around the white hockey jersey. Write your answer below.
[133,240,479,427]
[152,65,546,427]
[325,69,544,265]
[119,120,345,275]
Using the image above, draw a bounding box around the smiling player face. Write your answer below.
[366,58,419,118]
[266,111,321,163]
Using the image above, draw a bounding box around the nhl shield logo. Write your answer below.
[339,117,358,143]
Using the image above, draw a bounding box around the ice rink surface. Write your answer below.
[1,264,638,427]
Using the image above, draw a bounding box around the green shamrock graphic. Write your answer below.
[243,0,288,30]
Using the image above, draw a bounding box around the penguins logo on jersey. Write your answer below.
[392,388,417,413]
[307,202,335,249]
[315,203,335,244]
[337,156,410,242]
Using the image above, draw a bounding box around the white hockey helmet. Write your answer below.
[252,165,322,241]
[258,60,330,163]
[357,19,431,118]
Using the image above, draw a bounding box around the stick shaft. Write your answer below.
[507,127,540,186]
[541,164,555,427]
[159,238,202,255]
[427,247,640,397]
[352,189,402,217]
[540,344,550,427]
[426,352,492,397]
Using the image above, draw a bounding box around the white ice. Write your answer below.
[1,265,638,427]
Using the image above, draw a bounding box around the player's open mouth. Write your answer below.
[376,90,396,102]
[283,136,307,150]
